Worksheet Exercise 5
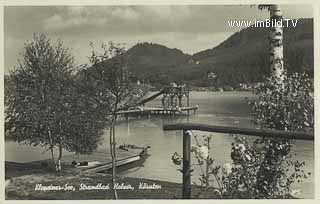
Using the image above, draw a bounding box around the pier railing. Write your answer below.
[162,123,314,199]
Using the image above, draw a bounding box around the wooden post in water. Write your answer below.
[182,129,191,199]
[178,95,182,107]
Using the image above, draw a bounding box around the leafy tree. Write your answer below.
[253,5,313,196]
[5,33,105,171]
[87,42,147,199]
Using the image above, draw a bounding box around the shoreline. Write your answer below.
[5,161,303,199]
[5,161,219,199]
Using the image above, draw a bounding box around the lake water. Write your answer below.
[5,91,314,198]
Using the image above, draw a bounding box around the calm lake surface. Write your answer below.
[5,91,314,198]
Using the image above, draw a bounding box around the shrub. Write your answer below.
[246,73,313,197]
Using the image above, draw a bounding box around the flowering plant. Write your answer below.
[172,133,309,198]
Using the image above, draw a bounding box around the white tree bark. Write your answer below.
[269,5,284,81]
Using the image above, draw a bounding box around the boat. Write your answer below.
[70,144,150,173]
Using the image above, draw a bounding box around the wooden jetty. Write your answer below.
[117,106,198,117]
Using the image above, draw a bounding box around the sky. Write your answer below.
[4,5,313,74]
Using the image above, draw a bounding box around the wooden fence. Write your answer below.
[162,123,314,199]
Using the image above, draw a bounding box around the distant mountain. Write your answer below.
[89,18,313,88]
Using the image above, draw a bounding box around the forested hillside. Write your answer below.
[123,18,313,88]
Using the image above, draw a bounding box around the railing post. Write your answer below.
[182,129,191,199]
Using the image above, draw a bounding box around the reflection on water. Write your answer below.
[5,92,314,198]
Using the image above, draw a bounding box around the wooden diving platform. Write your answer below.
[125,85,198,118]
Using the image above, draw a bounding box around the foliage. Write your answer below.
[246,72,313,197]
[172,134,310,199]
[222,136,309,198]
[249,73,313,131]
[5,33,106,170]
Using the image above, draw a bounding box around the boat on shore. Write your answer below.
[72,144,150,173]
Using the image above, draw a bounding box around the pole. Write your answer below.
[182,129,191,198]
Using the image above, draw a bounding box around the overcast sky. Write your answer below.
[4,5,313,74]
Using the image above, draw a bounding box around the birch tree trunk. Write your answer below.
[112,118,117,199]
[47,127,57,170]
[269,5,284,81]
[256,4,286,196]
[110,114,118,199]
[57,121,63,171]
[57,142,62,171]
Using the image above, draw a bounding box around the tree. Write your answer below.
[255,4,288,195]
[258,4,284,81]
[5,33,105,171]
[87,42,147,199]
[249,4,313,197]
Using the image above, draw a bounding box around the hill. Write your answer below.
[89,18,313,88]
[188,18,313,86]
[125,42,191,86]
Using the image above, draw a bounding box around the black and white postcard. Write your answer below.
[1,0,318,201]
